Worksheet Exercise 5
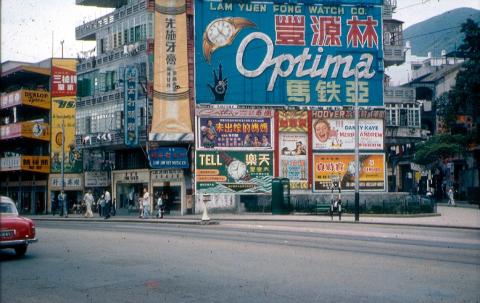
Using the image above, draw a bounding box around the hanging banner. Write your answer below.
[197,117,272,149]
[313,153,385,191]
[50,58,82,173]
[312,109,384,150]
[150,0,193,142]
[196,150,273,194]
[124,66,139,146]
[195,0,384,106]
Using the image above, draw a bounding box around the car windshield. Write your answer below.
[0,202,18,215]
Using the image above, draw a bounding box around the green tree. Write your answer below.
[413,134,469,166]
[437,19,480,136]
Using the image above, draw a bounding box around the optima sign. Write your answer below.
[195,0,383,106]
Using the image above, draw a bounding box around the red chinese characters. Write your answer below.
[347,16,379,48]
[274,15,305,46]
[310,16,342,46]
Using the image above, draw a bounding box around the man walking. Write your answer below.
[448,188,456,206]
[142,187,150,219]
[104,189,111,219]
[58,191,68,218]
[83,190,94,218]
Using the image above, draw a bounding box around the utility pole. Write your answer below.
[61,120,65,194]
[60,40,64,58]
[354,66,360,222]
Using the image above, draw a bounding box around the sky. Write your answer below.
[1,0,480,63]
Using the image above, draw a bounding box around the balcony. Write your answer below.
[0,155,50,174]
[385,127,429,145]
[384,87,415,104]
[76,0,147,40]
[0,122,50,142]
[77,40,149,73]
[1,89,50,110]
[76,129,148,150]
[76,0,127,8]
[383,0,397,19]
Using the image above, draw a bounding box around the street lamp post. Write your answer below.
[354,67,360,222]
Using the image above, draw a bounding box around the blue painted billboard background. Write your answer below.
[195,0,383,107]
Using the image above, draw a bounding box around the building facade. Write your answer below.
[75,0,194,215]
[75,0,410,214]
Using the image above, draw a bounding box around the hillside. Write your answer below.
[403,7,480,57]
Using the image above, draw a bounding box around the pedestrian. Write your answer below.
[448,188,456,206]
[156,192,164,218]
[98,194,105,217]
[104,189,111,219]
[138,197,143,218]
[83,190,94,218]
[58,191,68,218]
[51,194,58,216]
[141,187,150,219]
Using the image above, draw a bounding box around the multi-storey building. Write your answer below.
[1,60,52,214]
[76,0,411,214]
[75,0,194,215]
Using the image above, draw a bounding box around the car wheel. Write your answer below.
[15,245,27,256]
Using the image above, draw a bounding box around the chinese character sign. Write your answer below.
[150,0,193,142]
[124,66,138,146]
[50,59,82,173]
[149,147,189,169]
[313,153,385,191]
[195,0,383,106]
[196,151,273,193]
[197,117,272,149]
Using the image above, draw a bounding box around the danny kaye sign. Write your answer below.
[195,0,383,106]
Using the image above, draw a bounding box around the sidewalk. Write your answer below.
[28,205,480,230]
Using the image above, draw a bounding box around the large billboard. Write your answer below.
[312,109,384,150]
[150,0,193,142]
[278,110,309,190]
[50,58,82,173]
[195,0,383,106]
[196,150,273,194]
[313,153,385,191]
[197,117,272,149]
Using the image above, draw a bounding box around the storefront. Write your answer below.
[151,169,187,215]
[84,171,110,204]
[0,179,48,215]
[48,174,84,214]
[112,169,149,215]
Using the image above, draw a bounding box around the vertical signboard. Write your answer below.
[50,58,82,173]
[278,110,309,190]
[124,66,139,146]
[195,0,384,106]
[150,0,193,142]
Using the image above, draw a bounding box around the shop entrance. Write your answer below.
[153,182,182,214]
[115,182,148,215]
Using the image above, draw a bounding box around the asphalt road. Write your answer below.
[1,221,479,303]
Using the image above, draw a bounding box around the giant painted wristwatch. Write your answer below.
[219,152,251,181]
[203,17,256,63]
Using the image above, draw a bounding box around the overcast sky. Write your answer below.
[1,0,479,63]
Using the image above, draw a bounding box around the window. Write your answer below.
[100,39,105,54]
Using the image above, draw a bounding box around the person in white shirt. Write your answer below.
[83,190,94,218]
[104,189,112,219]
[142,187,150,219]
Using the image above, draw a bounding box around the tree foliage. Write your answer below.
[437,19,480,135]
[413,134,469,166]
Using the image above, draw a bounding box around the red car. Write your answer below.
[0,196,37,256]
